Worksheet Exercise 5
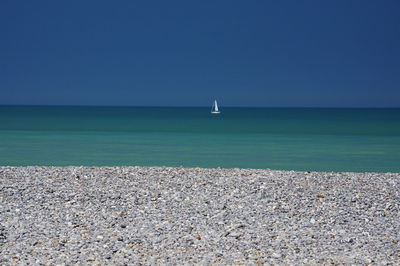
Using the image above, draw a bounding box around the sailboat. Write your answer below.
[211,100,221,114]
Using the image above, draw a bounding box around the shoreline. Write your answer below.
[2,165,399,174]
[1,166,399,264]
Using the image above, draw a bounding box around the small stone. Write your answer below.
[272,252,281,258]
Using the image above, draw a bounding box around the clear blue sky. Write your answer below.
[1,0,399,107]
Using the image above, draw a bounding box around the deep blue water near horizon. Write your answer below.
[1,106,399,172]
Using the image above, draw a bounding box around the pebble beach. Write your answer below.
[1,166,399,265]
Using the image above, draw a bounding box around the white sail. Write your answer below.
[214,100,219,112]
[211,100,220,114]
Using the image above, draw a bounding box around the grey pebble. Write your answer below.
[0,166,399,264]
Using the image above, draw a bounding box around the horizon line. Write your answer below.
[1,104,400,109]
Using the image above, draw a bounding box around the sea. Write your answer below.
[0,106,399,172]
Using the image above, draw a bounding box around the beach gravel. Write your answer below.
[0,166,399,265]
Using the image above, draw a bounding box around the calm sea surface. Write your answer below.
[1,106,399,172]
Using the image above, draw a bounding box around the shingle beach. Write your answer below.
[1,166,399,265]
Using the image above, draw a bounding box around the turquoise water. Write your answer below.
[0,106,399,172]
